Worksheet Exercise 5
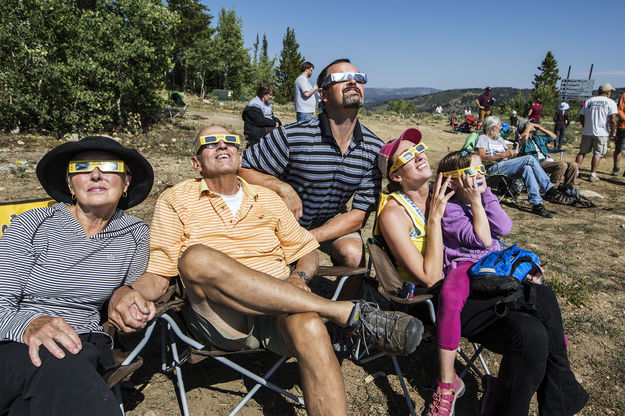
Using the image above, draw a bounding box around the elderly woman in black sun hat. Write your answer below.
[0,136,153,415]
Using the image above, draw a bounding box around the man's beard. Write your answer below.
[343,93,364,108]
[343,88,365,108]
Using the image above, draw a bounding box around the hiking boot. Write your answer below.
[612,167,620,176]
[543,187,574,205]
[532,204,554,218]
[424,374,465,416]
[589,175,600,182]
[480,375,497,416]
[347,301,423,355]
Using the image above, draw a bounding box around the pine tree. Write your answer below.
[532,51,560,89]
[167,0,213,91]
[212,8,251,98]
[274,27,304,102]
[530,51,560,117]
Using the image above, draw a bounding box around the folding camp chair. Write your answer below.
[167,91,188,119]
[115,267,367,416]
[361,238,491,415]
[0,198,55,236]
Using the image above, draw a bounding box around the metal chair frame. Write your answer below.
[115,267,366,416]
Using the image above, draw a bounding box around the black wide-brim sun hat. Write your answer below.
[36,136,154,210]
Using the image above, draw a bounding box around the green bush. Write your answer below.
[0,0,177,135]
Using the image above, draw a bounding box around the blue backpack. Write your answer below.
[469,244,541,294]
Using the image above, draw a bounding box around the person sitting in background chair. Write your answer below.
[475,116,573,218]
[518,120,578,187]
[242,83,281,148]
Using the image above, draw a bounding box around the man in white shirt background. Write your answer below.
[575,83,618,182]
[294,62,318,122]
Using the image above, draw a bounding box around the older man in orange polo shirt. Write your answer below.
[108,126,422,416]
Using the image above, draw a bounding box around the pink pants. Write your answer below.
[437,261,473,350]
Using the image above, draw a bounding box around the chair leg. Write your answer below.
[157,314,304,415]
[391,356,417,416]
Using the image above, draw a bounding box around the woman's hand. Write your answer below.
[428,173,454,222]
[23,316,82,367]
[108,285,156,333]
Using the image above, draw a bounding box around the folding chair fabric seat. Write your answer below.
[363,238,491,415]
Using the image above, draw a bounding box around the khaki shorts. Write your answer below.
[184,305,292,357]
[579,135,608,157]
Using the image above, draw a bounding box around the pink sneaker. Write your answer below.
[424,374,465,416]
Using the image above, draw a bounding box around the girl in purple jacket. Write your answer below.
[430,150,512,415]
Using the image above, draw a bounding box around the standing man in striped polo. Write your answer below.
[108,126,422,415]
[240,59,382,297]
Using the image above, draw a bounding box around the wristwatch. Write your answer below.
[294,270,311,284]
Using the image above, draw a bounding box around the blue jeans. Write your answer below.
[554,126,566,149]
[487,155,553,205]
[296,112,313,122]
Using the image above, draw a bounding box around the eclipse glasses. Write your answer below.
[194,134,241,154]
[389,143,428,174]
[68,160,126,174]
[442,164,486,178]
[321,72,368,88]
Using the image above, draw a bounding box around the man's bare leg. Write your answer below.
[330,237,365,301]
[591,155,601,174]
[179,244,355,329]
[279,312,347,416]
[575,153,585,169]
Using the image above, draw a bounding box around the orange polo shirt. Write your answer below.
[147,177,318,278]
[618,92,625,129]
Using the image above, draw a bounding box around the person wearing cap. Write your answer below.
[553,102,570,150]
[376,129,588,416]
[518,120,578,186]
[611,90,625,176]
[510,110,519,129]
[475,87,494,122]
[107,125,422,416]
[240,58,382,297]
[575,83,618,182]
[0,136,154,415]
[476,116,573,218]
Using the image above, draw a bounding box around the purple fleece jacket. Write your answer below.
[441,188,512,276]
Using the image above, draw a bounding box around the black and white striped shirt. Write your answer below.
[242,111,383,228]
[0,203,149,342]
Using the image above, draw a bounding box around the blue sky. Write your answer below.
[202,0,625,90]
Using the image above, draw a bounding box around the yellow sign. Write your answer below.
[0,199,55,237]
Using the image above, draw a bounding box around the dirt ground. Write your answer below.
[1,97,624,415]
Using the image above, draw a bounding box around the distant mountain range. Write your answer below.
[364,87,440,104]
[365,86,625,115]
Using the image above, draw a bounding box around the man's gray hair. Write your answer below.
[483,116,501,134]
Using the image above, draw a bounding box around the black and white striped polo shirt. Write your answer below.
[0,203,149,343]
[242,111,383,228]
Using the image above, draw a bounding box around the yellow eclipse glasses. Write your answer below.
[194,134,241,154]
[442,164,486,178]
[68,160,126,174]
[389,143,428,174]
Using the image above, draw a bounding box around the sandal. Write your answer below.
[423,374,465,416]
